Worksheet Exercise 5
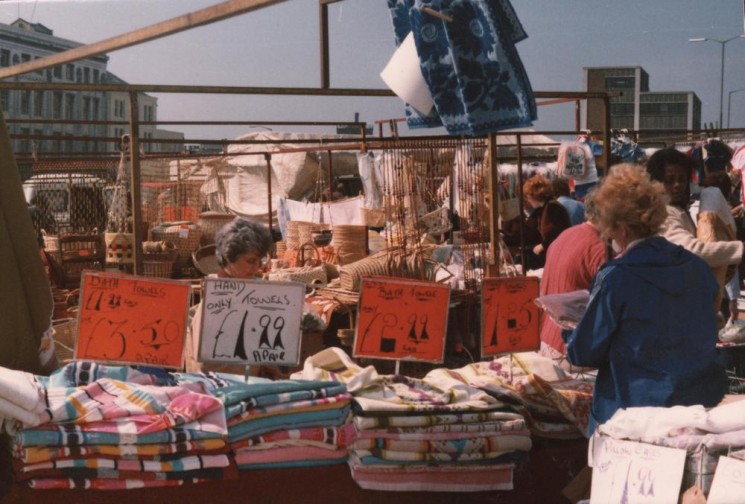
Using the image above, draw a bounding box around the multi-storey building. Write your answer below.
[583,66,701,133]
[0,18,183,158]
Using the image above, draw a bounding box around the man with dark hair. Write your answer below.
[553,177,585,225]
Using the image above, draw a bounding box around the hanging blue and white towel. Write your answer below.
[387,0,537,135]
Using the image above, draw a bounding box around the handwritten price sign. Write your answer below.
[481,276,540,356]
[76,272,191,368]
[198,278,305,366]
[354,276,450,363]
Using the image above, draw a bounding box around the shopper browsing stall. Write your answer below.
[646,148,743,270]
[538,190,607,366]
[502,175,571,271]
[565,164,728,435]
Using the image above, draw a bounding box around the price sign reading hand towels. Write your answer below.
[198,278,306,367]
[354,276,450,363]
[76,272,190,368]
[481,276,540,356]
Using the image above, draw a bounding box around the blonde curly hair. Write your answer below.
[593,163,668,240]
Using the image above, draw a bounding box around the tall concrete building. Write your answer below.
[0,18,183,156]
[583,66,701,133]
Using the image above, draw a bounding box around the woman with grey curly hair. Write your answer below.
[214,218,273,278]
[186,218,273,373]
[565,163,727,435]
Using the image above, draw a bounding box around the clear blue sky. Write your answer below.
[1,0,744,139]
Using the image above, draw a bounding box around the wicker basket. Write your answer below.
[265,265,327,286]
[105,232,135,265]
[198,211,235,245]
[192,244,220,276]
[338,252,390,291]
[150,221,203,275]
[42,231,61,263]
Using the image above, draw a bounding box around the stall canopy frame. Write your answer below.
[0,0,617,274]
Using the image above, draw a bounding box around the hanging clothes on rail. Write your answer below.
[386,0,537,135]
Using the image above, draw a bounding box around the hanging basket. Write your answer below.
[105,232,135,265]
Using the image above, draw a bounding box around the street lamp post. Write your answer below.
[688,35,745,129]
[728,88,745,128]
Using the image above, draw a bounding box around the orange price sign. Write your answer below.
[481,276,540,356]
[354,276,450,363]
[75,271,191,368]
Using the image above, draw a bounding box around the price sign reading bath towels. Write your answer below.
[198,278,306,366]
[76,272,191,368]
[481,276,540,356]
[354,276,450,363]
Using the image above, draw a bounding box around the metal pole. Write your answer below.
[264,153,273,236]
[486,133,499,277]
[720,41,725,129]
[128,91,143,275]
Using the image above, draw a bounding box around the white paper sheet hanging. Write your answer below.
[380,32,434,116]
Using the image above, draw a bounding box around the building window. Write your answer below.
[52,91,62,119]
[114,99,125,118]
[34,57,43,75]
[605,76,635,89]
[33,129,43,152]
[12,54,19,65]
[75,68,82,83]
[0,90,8,111]
[0,50,9,67]
[143,104,154,122]
[21,54,30,64]
[84,67,90,84]
[52,131,61,152]
[20,90,30,115]
[93,69,99,83]
[82,97,91,120]
[92,98,100,120]
[64,93,75,120]
[19,128,30,153]
[53,65,62,79]
[33,91,44,117]
[64,134,73,153]
[65,64,74,81]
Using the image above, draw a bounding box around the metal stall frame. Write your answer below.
[0,0,616,277]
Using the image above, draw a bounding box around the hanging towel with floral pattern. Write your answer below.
[386,0,537,135]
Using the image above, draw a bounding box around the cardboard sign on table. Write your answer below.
[76,271,190,368]
[198,278,306,366]
[590,434,686,504]
[481,276,540,356]
[353,276,450,363]
[706,455,745,504]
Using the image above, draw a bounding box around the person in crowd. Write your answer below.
[646,147,743,269]
[502,175,571,270]
[698,171,741,324]
[538,190,607,367]
[186,218,273,373]
[565,164,727,434]
[553,177,585,226]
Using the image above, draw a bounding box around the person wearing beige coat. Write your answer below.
[647,148,743,270]
[662,204,743,268]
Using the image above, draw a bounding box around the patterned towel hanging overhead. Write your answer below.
[386,0,537,135]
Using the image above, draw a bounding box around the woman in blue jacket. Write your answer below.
[565,163,727,435]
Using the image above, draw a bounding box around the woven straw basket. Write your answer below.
[151,221,203,274]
